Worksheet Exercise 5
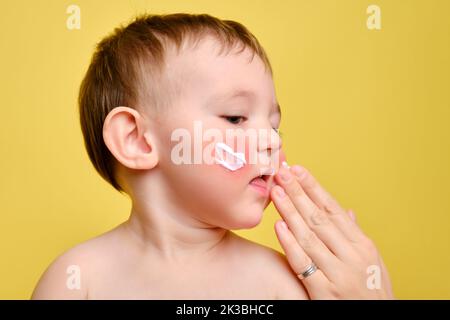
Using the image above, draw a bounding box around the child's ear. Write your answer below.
[102,106,158,170]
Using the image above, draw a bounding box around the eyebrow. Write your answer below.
[211,89,281,117]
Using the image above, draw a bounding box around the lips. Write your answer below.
[249,170,274,196]
[250,176,267,187]
[249,177,267,195]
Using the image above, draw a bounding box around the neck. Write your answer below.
[122,195,231,264]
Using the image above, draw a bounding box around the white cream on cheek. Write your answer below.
[214,142,246,171]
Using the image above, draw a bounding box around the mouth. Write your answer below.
[249,169,275,197]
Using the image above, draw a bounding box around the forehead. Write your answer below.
[164,36,277,109]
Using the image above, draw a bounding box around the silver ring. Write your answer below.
[297,263,318,280]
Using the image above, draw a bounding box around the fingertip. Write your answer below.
[269,185,277,196]
[348,209,356,221]
[291,165,307,180]
[275,219,287,231]
[274,220,281,233]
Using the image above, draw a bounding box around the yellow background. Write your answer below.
[1,0,449,299]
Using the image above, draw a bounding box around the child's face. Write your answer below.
[151,37,284,229]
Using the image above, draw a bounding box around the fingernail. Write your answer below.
[291,165,306,180]
[276,186,286,198]
[278,169,291,182]
[279,220,287,229]
[348,209,356,221]
[282,161,290,169]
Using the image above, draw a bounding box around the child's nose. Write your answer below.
[254,126,282,169]
[256,126,282,154]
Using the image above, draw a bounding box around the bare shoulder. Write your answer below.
[31,224,123,300]
[228,232,309,300]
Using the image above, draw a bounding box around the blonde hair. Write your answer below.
[78,13,272,192]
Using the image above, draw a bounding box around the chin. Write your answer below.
[227,206,264,230]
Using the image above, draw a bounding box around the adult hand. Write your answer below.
[271,162,394,299]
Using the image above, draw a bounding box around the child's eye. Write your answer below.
[222,116,246,125]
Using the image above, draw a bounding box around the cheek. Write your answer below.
[229,141,252,178]
[210,160,252,184]
[208,141,286,179]
[208,137,252,181]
